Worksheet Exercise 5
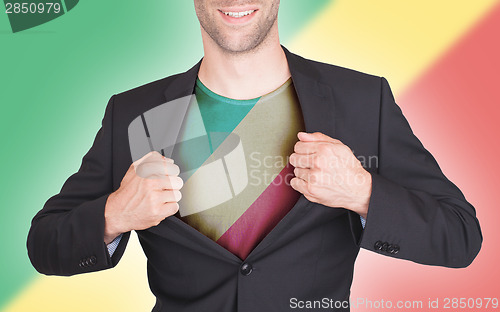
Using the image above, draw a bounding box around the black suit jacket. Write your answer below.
[27,46,482,311]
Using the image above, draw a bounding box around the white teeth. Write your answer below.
[222,10,255,18]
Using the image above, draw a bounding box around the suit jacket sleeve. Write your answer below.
[352,77,482,268]
[27,95,130,276]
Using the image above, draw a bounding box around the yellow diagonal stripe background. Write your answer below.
[288,0,498,95]
[3,238,154,312]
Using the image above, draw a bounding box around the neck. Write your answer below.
[197,25,291,100]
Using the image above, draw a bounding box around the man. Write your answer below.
[27,0,482,311]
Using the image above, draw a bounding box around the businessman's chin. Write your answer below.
[195,1,279,55]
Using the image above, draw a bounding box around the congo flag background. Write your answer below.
[1,1,499,311]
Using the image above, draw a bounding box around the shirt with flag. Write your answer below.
[175,77,305,260]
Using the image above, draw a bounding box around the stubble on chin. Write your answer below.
[196,2,279,55]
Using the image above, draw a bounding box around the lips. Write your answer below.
[218,8,258,24]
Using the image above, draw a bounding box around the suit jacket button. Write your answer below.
[387,244,395,254]
[381,242,389,252]
[240,263,253,276]
[89,256,97,265]
[374,241,383,250]
[393,245,400,254]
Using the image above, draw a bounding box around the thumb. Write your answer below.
[133,151,160,166]
[297,132,340,143]
[128,151,172,177]
[134,151,173,167]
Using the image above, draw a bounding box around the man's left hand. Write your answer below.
[289,132,372,219]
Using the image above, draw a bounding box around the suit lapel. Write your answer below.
[163,59,201,102]
[158,46,337,261]
[282,46,336,136]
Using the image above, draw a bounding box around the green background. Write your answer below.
[0,0,330,309]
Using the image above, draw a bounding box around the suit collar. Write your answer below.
[163,45,336,137]
[282,45,336,136]
[162,59,202,102]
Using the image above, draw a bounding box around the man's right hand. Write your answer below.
[103,151,183,244]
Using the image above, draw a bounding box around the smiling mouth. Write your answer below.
[219,9,257,18]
